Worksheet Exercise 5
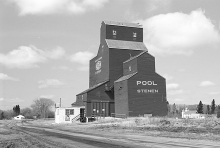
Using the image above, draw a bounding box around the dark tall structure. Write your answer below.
[76,21,167,117]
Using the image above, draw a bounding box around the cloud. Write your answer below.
[52,66,73,71]
[0,98,4,101]
[167,83,179,89]
[209,92,220,95]
[40,95,55,98]
[42,47,66,59]
[7,98,24,102]
[200,81,215,87]
[163,74,173,81]
[0,45,65,69]
[146,0,172,12]
[69,51,94,71]
[174,98,185,102]
[138,9,220,55]
[168,89,183,95]
[8,0,108,15]
[38,79,65,88]
[0,73,19,81]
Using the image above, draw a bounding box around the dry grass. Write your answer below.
[16,116,220,141]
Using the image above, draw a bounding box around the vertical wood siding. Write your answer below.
[89,42,109,87]
[105,25,143,42]
[123,58,137,76]
[114,80,129,116]
[109,49,142,86]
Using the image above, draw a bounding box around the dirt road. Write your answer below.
[1,120,220,148]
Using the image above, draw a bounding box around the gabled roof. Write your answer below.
[123,50,148,63]
[77,80,108,95]
[115,72,137,83]
[103,21,142,28]
[106,39,148,51]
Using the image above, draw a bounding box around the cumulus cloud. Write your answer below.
[42,47,66,59]
[38,79,65,88]
[8,0,108,15]
[138,9,220,55]
[200,81,215,87]
[167,83,179,89]
[0,73,19,81]
[0,45,65,69]
[69,51,94,71]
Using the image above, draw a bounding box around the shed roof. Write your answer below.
[56,106,85,109]
[106,39,148,51]
[115,72,137,83]
[103,21,142,28]
[77,80,108,95]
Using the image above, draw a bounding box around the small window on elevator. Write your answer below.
[113,30,117,39]
[133,32,137,41]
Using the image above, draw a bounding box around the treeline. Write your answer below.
[0,98,55,120]
[167,99,220,118]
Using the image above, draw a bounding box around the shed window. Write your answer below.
[66,109,74,115]
[70,109,74,115]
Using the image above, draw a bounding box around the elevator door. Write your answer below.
[91,102,109,117]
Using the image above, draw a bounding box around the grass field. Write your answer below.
[24,116,220,141]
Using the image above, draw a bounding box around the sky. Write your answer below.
[0,0,220,110]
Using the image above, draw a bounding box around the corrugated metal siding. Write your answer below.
[106,40,147,50]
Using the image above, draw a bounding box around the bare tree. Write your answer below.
[21,107,33,119]
[31,98,54,118]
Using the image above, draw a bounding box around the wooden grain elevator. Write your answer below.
[76,21,168,117]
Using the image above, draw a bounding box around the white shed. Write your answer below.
[55,106,85,123]
[14,115,25,120]
[182,108,205,119]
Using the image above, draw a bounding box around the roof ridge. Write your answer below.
[103,20,142,28]
[123,50,148,63]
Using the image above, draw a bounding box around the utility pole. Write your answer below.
[60,98,61,107]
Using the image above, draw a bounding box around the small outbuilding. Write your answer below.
[14,115,25,120]
[182,108,205,119]
[55,106,85,123]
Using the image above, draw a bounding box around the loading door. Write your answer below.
[91,102,109,117]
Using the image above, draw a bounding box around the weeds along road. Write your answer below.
[1,120,220,148]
